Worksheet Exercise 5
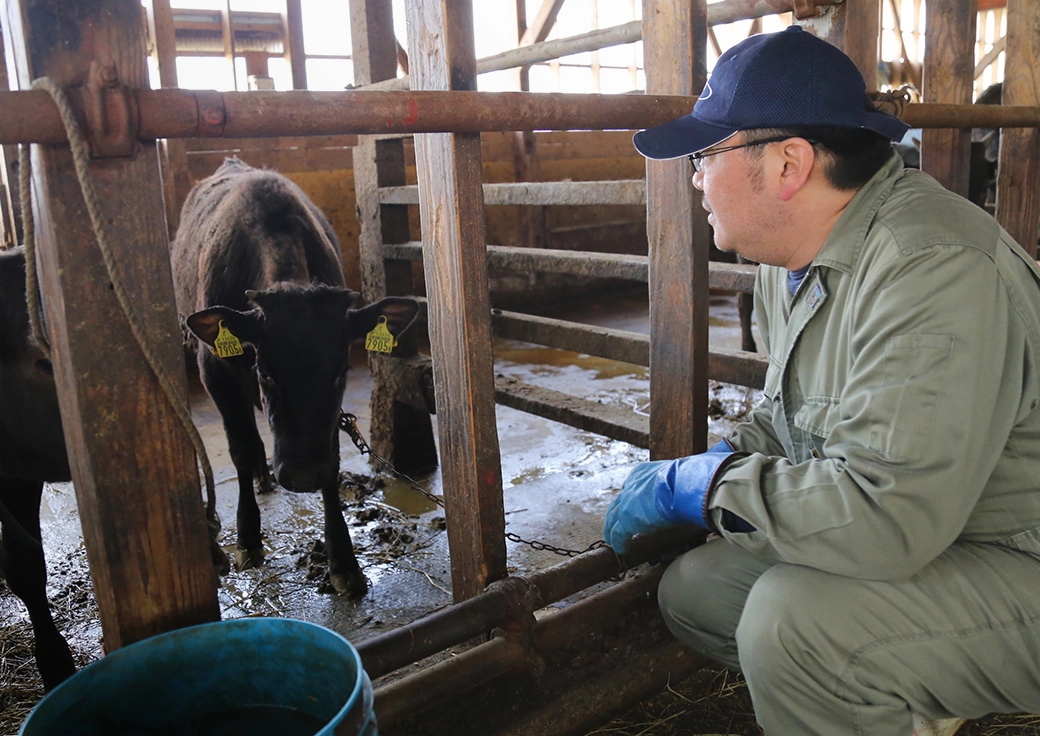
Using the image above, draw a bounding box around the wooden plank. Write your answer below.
[0,27,19,248]
[996,0,1040,255]
[643,0,710,459]
[146,0,191,239]
[405,0,506,601]
[921,0,977,197]
[495,375,650,448]
[380,180,647,206]
[518,0,567,46]
[383,241,759,293]
[490,309,767,388]
[1,0,218,650]
[349,0,437,474]
[284,0,307,89]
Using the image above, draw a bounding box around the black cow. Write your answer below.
[171,158,419,597]
[0,246,77,690]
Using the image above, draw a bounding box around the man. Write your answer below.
[605,25,1040,735]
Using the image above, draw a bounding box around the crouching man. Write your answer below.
[606,25,1040,736]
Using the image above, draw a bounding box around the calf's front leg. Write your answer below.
[321,482,367,597]
[0,479,76,690]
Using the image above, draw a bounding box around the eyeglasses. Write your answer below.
[687,136,813,173]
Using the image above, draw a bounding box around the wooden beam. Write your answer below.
[405,0,506,601]
[1,0,219,650]
[0,26,19,248]
[800,0,879,87]
[382,241,759,293]
[349,0,437,474]
[643,0,710,459]
[284,0,307,90]
[145,0,191,239]
[921,0,978,197]
[997,0,1040,255]
[379,180,647,206]
[519,0,567,46]
[367,0,836,91]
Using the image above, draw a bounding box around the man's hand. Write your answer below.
[603,439,741,554]
[603,460,676,554]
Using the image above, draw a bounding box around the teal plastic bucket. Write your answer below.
[19,617,375,736]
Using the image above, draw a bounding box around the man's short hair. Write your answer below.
[746,127,895,190]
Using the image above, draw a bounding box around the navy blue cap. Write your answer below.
[634,26,910,160]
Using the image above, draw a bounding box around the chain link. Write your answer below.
[339,412,606,558]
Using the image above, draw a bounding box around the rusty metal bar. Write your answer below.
[495,639,706,736]
[356,528,703,681]
[375,636,530,730]
[379,180,647,206]
[384,242,758,293]
[3,88,1040,145]
[374,565,697,732]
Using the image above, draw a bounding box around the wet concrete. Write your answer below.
[1,292,761,724]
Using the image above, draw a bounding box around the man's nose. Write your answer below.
[692,168,704,191]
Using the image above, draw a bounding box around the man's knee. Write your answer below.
[658,541,772,668]
[736,564,850,683]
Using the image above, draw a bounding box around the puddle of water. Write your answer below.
[380,479,441,517]
[496,343,648,381]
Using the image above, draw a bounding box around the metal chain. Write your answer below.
[339,412,607,558]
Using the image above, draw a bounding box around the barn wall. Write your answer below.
[173,129,648,309]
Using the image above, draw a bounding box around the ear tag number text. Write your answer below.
[214,320,244,358]
[365,316,397,354]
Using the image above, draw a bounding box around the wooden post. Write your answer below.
[997,0,1040,255]
[921,0,978,197]
[0,26,21,248]
[349,0,438,474]
[145,0,191,239]
[405,0,507,600]
[284,0,307,90]
[643,0,710,459]
[802,0,881,87]
[1,0,219,650]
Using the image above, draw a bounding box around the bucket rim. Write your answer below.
[20,616,367,736]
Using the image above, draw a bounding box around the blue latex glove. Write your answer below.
[655,451,733,529]
[603,460,676,554]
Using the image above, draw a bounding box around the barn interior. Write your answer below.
[0,1,1038,735]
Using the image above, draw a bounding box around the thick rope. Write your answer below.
[22,77,218,525]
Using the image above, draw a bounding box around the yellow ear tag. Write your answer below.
[365,315,397,354]
[214,320,244,358]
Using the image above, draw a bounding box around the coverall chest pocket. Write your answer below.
[793,400,838,463]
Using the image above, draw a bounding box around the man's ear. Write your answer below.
[777,137,817,202]
[349,297,421,341]
[186,307,263,349]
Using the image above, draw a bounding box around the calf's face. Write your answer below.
[187,287,419,492]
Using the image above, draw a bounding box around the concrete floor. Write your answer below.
[2,292,761,729]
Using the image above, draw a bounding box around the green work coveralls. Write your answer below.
[658,153,1040,734]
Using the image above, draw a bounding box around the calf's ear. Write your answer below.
[350,297,421,340]
[186,307,263,349]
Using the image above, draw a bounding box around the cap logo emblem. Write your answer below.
[698,82,713,101]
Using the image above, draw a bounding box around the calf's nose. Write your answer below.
[276,465,321,493]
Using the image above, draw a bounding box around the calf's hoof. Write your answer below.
[210,540,231,576]
[234,546,265,571]
[256,466,276,495]
[331,570,368,598]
